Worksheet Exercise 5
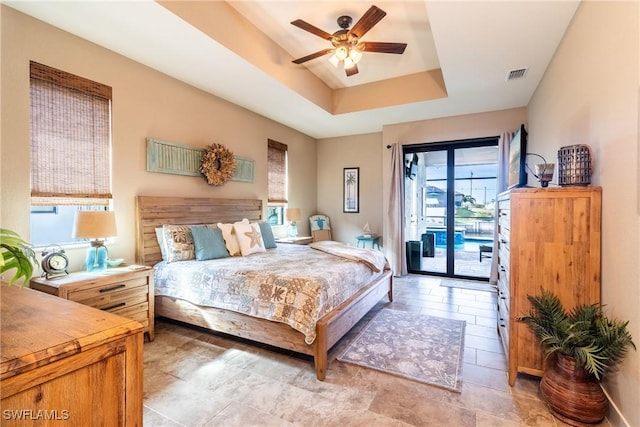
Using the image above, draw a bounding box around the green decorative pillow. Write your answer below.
[258,222,277,249]
[191,226,230,261]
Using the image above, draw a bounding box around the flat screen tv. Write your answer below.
[405,153,418,180]
[508,124,528,188]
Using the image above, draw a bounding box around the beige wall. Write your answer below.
[317,108,526,260]
[528,2,639,426]
[0,6,317,271]
[317,132,383,245]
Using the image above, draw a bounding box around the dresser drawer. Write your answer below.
[498,210,511,232]
[497,279,510,315]
[74,285,148,312]
[497,296,510,354]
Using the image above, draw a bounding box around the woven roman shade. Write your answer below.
[267,139,288,205]
[30,61,113,206]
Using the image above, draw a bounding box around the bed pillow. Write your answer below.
[258,221,277,249]
[234,221,266,256]
[155,227,167,260]
[162,224,195,262]
[217,219,248,256]
[190,225,230,261]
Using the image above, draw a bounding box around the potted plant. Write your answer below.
[0,228,37,285]
[518,288,636,426]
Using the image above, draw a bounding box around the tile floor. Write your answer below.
[143,274,611,427]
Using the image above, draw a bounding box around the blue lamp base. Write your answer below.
[288,222,298,238]
[86,242,108,272]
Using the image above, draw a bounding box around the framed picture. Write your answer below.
[343,167,360,213]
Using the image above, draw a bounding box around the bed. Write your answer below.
[135,196,393,380]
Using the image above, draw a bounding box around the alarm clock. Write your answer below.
[41,246,69,279]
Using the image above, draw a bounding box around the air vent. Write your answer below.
[506,68,528,81]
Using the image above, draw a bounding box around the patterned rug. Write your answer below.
[337,309,465,392]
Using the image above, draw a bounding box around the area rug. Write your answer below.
[337,309,465,392]
[440,280,496,292]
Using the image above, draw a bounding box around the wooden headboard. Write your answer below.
[135,196,263,266]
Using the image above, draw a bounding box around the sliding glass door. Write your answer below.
[404,139,498,279]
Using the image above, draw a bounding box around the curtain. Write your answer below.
[489,131,513,284]
[30,61,112,206]
[388,143,407,276]
[267,139,288,205]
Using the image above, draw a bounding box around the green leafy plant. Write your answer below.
[518,288,636,380]
[0,228,38,285]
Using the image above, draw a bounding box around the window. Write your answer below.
[29,61,113,246]
[267,139,288,225]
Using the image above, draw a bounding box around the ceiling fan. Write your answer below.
[291,5,407,77]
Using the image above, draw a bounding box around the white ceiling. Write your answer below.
[4,0,581,139]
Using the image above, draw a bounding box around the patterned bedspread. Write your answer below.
[153,244,388,344]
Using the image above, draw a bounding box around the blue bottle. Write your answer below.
[86,243,108,272]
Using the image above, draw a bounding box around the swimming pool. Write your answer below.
[462,238,493,252]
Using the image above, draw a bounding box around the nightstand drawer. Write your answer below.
[74,285,148,311]
[111,301,149,327]
[68,276,148,304]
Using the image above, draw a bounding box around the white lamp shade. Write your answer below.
[286,208,301,222]
[73,211,118,239]
[335,46,348,60]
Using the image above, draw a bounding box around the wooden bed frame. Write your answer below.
[135,196,393,380]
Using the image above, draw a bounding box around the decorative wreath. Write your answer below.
[200,143,236,186]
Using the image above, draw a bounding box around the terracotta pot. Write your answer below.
[540,353,608,426]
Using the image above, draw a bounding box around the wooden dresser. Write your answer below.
[30,266,154,341]
[0,283,144,426]
[496,186,602,385]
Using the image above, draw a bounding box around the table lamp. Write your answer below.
[73,210,118,272]
[286,208,301,238]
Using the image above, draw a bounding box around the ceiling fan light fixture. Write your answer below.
[349,48,363,64]
[344,57,356,70]
[290,5,407,77]
[335,46,348,61]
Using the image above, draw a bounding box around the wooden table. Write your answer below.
[0,283,144,426]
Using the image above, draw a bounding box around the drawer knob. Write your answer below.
[99,283,126,293]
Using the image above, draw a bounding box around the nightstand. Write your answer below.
[275,236,313,245]
[356,235,381,250]
[30,266,155,341]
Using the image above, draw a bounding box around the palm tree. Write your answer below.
[345,170,357,210]
[461,194,476,208]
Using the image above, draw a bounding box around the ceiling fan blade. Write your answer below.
[290,19,333,40]
[349,5,387,38]
[357,42,407,55]
[292,48,334,64]
[345,63,359,77]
